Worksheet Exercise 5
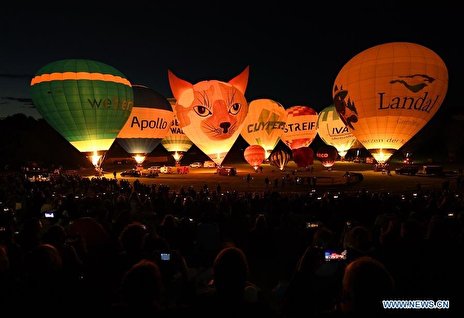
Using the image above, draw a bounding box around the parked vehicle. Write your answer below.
[203,161,216,168]
[120,169,141,177]
[217,166,237,176]
[148,166,161,173]
[140,169,159,177]
[395,165,420,175]
[159,166,174,174]
[416,165,443,176]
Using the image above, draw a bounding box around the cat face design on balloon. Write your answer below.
[169,67,249,141]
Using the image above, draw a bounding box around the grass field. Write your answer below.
[91,161,461,194]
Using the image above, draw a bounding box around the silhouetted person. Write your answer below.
[339,256,394,314]
[343,225,374,262]
[194,247,272,317]
[21,244,65,312]
[115,223,148,277]
[112,259,164,314]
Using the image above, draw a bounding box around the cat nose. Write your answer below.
[220,122,231,133]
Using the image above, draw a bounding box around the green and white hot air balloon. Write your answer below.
[30,59,133,170]
[316,105,357,158]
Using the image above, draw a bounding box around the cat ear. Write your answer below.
[229,66,249,94]
[168,70,193,100]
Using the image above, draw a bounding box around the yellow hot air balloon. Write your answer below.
[316,105,357,158]
[333,42,448,163]
[241,99,287,159]
[161,99,194,163]
[117,85,174,165]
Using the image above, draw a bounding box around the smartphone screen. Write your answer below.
[160,253,171,261]
[324,250,347,261]
[306,222,319,229]
[44,212,55,218]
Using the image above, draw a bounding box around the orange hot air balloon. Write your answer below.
[244,145,266,171]
[169,67,249,166]
[281,106,318,150]
[333,42,448,163]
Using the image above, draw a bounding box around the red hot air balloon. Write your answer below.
[281,106,318,150]
[244,145,266,171]
[270,150,290,171]
[292,147,314,168]
[316,146,338,168]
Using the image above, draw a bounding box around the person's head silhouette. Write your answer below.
[341,256,394,313]
[213,247,249,300]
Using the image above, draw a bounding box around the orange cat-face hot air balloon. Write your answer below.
[333,42,448,163]
[169,67,249,166]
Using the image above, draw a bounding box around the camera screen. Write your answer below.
[160,253,171,261]
[306,222,319,228]
[324,250,347,261]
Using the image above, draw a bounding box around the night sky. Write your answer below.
[1,3,461,121]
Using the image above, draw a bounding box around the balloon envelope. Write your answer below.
[316,105,357,158]
[117,85,173,161]
[292,147,314,167]
[169,67,249,166]
[281,106,318,150]
[316,146,338,168]
[244,145,266,170]
[333,42,448,163]
[241,99,287,159]
[270,150,290,171]
[30,59,133,157]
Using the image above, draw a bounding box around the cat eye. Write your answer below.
[229,103,241,115]
[193,105,212,117]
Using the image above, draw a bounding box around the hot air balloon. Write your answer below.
[316,105,357,158]
[292,147,314,168]
[30,59,133,171]
[161,112,194,163]
[316,146,338,168]
[270,150,290,171]
[241,99,287,158]
[333,42,448,164]
[244,145,266,171]
[117,85,174,165]
[281,106,318,150]
[168,67,249,166]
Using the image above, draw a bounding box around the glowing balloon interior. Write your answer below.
[333,42,448,163]
[270,150,290,171]
[241,99,287,159]
[316,146,338,168]
[244,145,266,171]
[292,147,314,168]
[281,106,318,150]
[169,67,250,166]
[117,85,174,165]
[316,105,357,158]
[161,100,194,164]
[30,59,133,170]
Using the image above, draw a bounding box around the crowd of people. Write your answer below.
[0,172,462,316]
